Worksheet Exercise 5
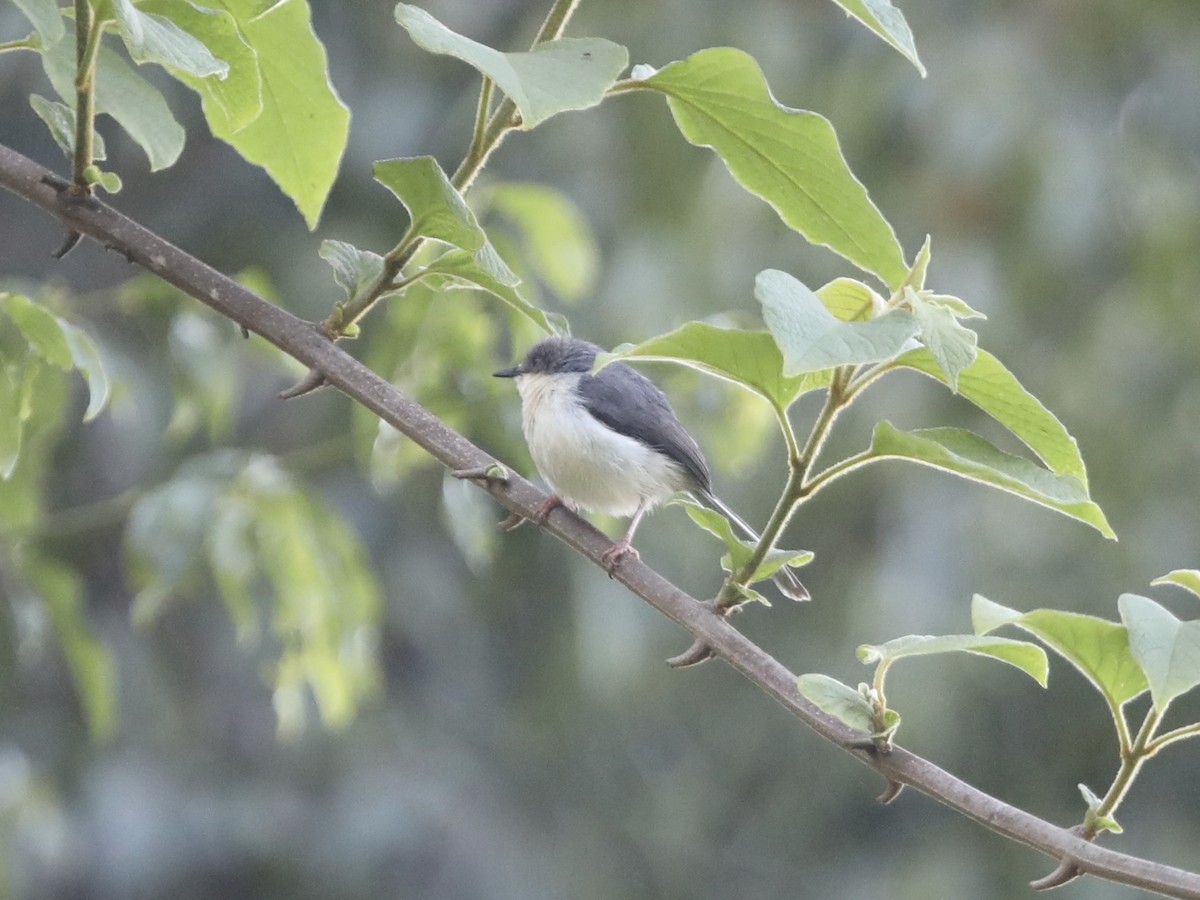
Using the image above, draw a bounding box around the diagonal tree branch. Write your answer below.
[2,142,1198,900]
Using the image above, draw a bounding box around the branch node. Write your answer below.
[452,463,510,485]
[279,369,328,399]
[40,172,70,192]
[667,638,715,668]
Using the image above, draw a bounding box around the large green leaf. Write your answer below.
[636,48,907,288]
[319,240,386,307]
[1,293,73,369]
[865,422,1115,538]
[11,0,65,40]
[600,322,828,412]
[830,0,925,76]
[29,94,108,160]
[420,249,566,336]
[139,0,263,131]
[374,156,487,251]
[1118,594,1200,713]
[42,35,186,170]
[757,269,918,375]
[109,0,227,78]
[973,596,1148,714]
[195,0,348,228]
[858,633,1048,687]
[894,348,1091,487]
[395,4,628,129]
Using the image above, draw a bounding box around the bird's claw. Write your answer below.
[600,541,638,577]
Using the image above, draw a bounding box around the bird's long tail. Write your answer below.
[697,490,811,602]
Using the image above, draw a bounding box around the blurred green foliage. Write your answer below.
[1,0,1199,898]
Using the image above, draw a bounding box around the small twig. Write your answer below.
[666,636,715,668]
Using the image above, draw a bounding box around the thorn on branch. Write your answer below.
[1030,859,1083,891]
[40,172,70,192]
[279,368,327,399]
[667,638,715,668]
[497,512,526,531]
[240,325,250,339]
[51,230,83,258]
[876,780,905,805]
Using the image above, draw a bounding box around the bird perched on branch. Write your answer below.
[494,336,809,601]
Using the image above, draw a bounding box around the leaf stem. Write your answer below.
[0,37,39,53]
[1087,705,1164,835]
[70,0,106,194]
[328,0,582,335]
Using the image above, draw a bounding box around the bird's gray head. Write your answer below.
[493,337,601,379]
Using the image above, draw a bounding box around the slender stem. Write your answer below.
[332,0,582,334]
[1146,721,1200,755]
[802,449,878,499]
[0,38,39,53]
[71,0,97,193]
[1088,706,1164,835]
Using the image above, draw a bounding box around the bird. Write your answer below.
[493,336,809,601]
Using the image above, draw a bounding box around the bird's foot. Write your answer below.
[600,539,639,577]
[532,494,565,524]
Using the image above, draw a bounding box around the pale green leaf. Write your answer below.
[796,673,875,733]
[59,319,111,421]
[1,293,73,369]
[421,248,565,335]
[670,495,811,585]
[925,293,986,320]
[140,0,263,131]
[1152,569,1200,601]
[319,240,386,305]
[906,286,978,390]
[815,277,884,321]
[865,422,1115,538]
[857,633,1048,687]
[1118,593,1200,713]
[29,95,108,161]
[110,0,227,78]
[395,4,628,129]
[0,368,22,479]
[906,234,932,290]
[636,48,907,288]
[894,348,1091,487]
[11,0,65,40]
[757,269,918,375]
[195,0,348,228]
[374,156,487,250]
[831,0,924,76]
[42,35,185,169]
[600,322,828,412]
[487,182,599,301]
[973,595,1148,713]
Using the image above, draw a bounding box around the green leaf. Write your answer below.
[757,269,918,375]
[636,48,907,288]
[924,293,986,320]
[42,35,186,170]
[194,0,349,228]
[29,95,108,161]
[857,633,1048,687]
[421,248,565,336]
[600,322,829,412]
[796,673,875,733]
[906,286,978,390]
[670,495,811,585]
[1078,784,1123,835]
[893,348,1091,487]
[394,4,628,129]
[1152,569,1200,601]
[1118,593,1200,713]
[319,240,386,305]
[374,156,488,250]
[59,319,110,421]
[830,0,925,76]
[110,0,228,78]
[0,368,23,479]
[487,182,599,301]
[139,0,263,132]
[23,554,117,740]
[11,0,65,41]
[973,595,1148,713]
[865,422,1115,538]
[815,277,884,321]
[1,293,74,369]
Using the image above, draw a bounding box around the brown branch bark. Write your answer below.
[2,142,1199,899]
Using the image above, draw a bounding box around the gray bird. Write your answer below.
[494,336,809,601]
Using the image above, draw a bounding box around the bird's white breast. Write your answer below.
[516,373,688,517]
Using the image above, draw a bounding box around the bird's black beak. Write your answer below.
[493,364,523,378]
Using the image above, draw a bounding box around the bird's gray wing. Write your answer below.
[577,362,711,492]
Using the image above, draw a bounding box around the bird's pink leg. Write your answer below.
[600,500,648,574]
